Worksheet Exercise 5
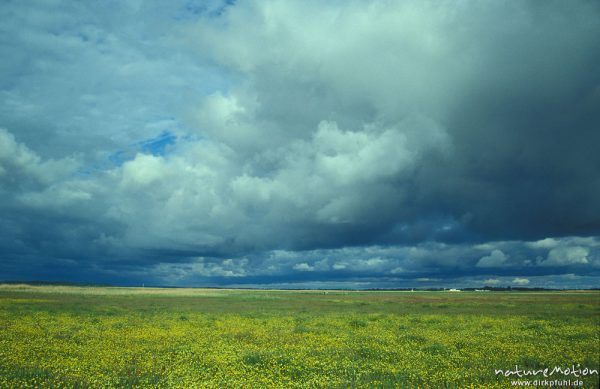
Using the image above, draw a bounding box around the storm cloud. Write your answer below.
[1,0,599,288]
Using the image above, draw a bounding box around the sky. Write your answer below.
[1,0,599,289]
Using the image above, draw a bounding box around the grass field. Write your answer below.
[0,285,598,388]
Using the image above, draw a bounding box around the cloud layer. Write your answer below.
[1,0,599,288]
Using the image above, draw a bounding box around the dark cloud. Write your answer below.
[1,0,599,287]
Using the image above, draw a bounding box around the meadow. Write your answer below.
[0,284,598,388]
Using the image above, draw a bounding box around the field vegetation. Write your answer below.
[0,284,598,388]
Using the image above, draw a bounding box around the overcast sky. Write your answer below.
[1,0,599,288]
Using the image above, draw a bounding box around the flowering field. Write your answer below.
[0,285,598,388]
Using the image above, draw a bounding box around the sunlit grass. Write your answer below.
[0,285,598,388]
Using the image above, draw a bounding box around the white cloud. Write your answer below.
[417,277,440,282]
[511,278,530,286]
[483,279,501,285]
[293,263,314,272]
[526,238,559,249]
[476,249,507,268]
[541,246,589,267]
[120,154,167,187]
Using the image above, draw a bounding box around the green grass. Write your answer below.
[0,285,598,388]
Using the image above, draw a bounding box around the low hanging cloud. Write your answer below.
[1,0,599,288]
[110,237,600,287]
[511,278,530,286]
[476,250,508,268]
[541,246,590,267]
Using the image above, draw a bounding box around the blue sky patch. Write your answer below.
[139,131,177,156]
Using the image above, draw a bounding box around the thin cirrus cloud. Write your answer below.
[1,0,599,288]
